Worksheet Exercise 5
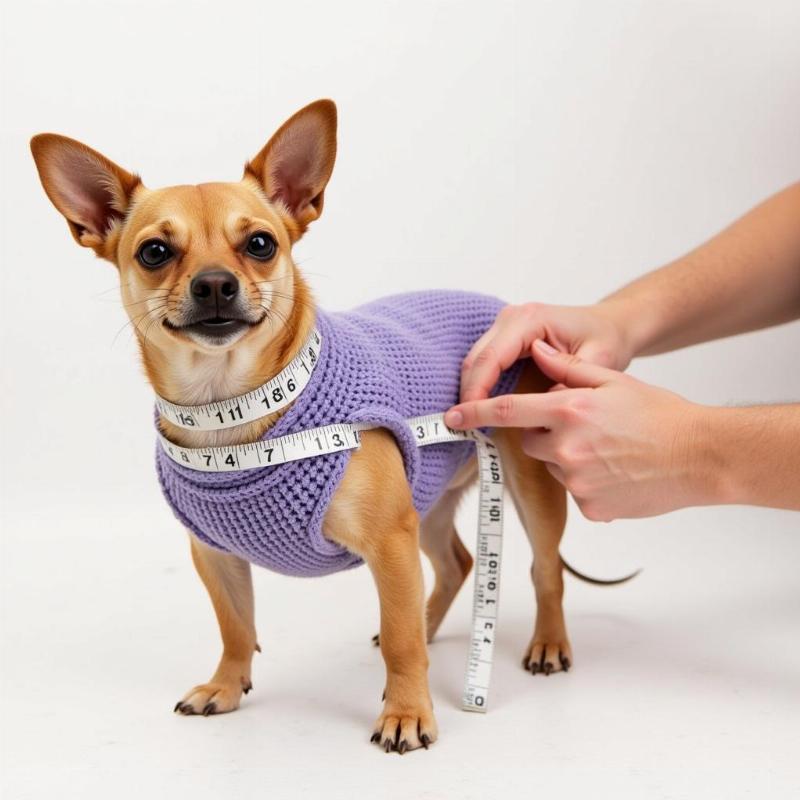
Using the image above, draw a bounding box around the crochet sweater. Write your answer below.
[156,291,522,577]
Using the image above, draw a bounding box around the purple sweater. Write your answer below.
[156,291,522,577]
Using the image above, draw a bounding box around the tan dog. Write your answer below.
[31,100,581,754]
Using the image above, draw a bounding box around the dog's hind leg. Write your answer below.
[174,536,258,716]
[495,426,571,675]
[491,359,572,676]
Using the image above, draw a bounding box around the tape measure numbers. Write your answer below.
[156,332,505,712]
[158,422,361,472]
[462,434,504,712]
[155,329,322,431]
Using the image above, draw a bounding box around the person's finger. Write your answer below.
[532,339,619,389]
[460,326,497,379]
[445,391,563,430]
[460,315,539,402]
[459,337,505,403]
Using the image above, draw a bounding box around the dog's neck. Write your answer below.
[144,272,316,448]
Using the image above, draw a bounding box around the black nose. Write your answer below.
[190,270,239,309]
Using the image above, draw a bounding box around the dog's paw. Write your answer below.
[370,705,437,754]
[522,639,573,676]
[173,677,252,716]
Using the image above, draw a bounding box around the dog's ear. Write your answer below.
[30,134,141,252]
[245,99,337,236]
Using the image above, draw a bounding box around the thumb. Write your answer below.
[533,339,618,388]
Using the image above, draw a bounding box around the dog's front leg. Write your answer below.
[366,508,437,753]
[174,536,258,716]
[325,429,437,753]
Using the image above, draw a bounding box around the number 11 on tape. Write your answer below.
[462,436,504,712]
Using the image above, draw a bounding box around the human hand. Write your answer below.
[446,340,719,521]
[459,301,634,403]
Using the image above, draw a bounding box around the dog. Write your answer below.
[32,99,611,754]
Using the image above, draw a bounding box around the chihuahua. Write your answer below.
[31,100,586,754]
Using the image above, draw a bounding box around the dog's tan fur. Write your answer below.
[31,100,571,753]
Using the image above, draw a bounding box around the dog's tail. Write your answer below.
[560,555,641,586]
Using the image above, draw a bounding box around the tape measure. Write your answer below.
[156,329,504,712]
[155,329,322,431]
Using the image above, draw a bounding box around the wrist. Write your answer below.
[591,297,645,367]
[595,287,676,363]
[684,405,740,505]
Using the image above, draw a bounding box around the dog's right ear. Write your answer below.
[30,134,141,252]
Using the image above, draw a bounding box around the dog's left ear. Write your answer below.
[245,99,337,236]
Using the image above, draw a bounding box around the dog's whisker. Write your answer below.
[122,292,172,310]
[258,303,298,342]
[110,304,164,349]
[253,275,294,284]
[139,307,168,354]
[257,291,317,314]
[289,260,331,279]
[99,284,170,308]
[92,281,131,298]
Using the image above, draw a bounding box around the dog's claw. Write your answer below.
[202,702,216,716]
[371,634,380,647]
[373,716,434,754]
[524,641,572,677]
[243,681,253,695]
[174,701,183,713]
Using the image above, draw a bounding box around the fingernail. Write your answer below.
[534,339,557,355]
[445,409,464,427]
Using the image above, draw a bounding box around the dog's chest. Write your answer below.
[155,291,522,577]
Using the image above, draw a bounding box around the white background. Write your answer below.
[2,1,799,797]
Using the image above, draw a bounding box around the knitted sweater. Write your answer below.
[156,291,522,577]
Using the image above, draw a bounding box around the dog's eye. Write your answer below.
[137,239,173,269]
[246,232,277,261]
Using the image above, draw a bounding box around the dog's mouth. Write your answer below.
[163,314,265,345]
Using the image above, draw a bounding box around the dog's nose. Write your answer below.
[190,270,240,308]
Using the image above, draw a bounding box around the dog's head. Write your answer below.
[30,100,336,357]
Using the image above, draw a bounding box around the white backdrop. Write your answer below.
[2,2,799,798]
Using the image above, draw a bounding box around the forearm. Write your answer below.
[700,403,800,510]
[598,182,800,359]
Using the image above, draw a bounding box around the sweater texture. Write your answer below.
[156,290,523,577]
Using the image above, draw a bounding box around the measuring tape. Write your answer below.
[155,329,322,431]
[157,334,504,712]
